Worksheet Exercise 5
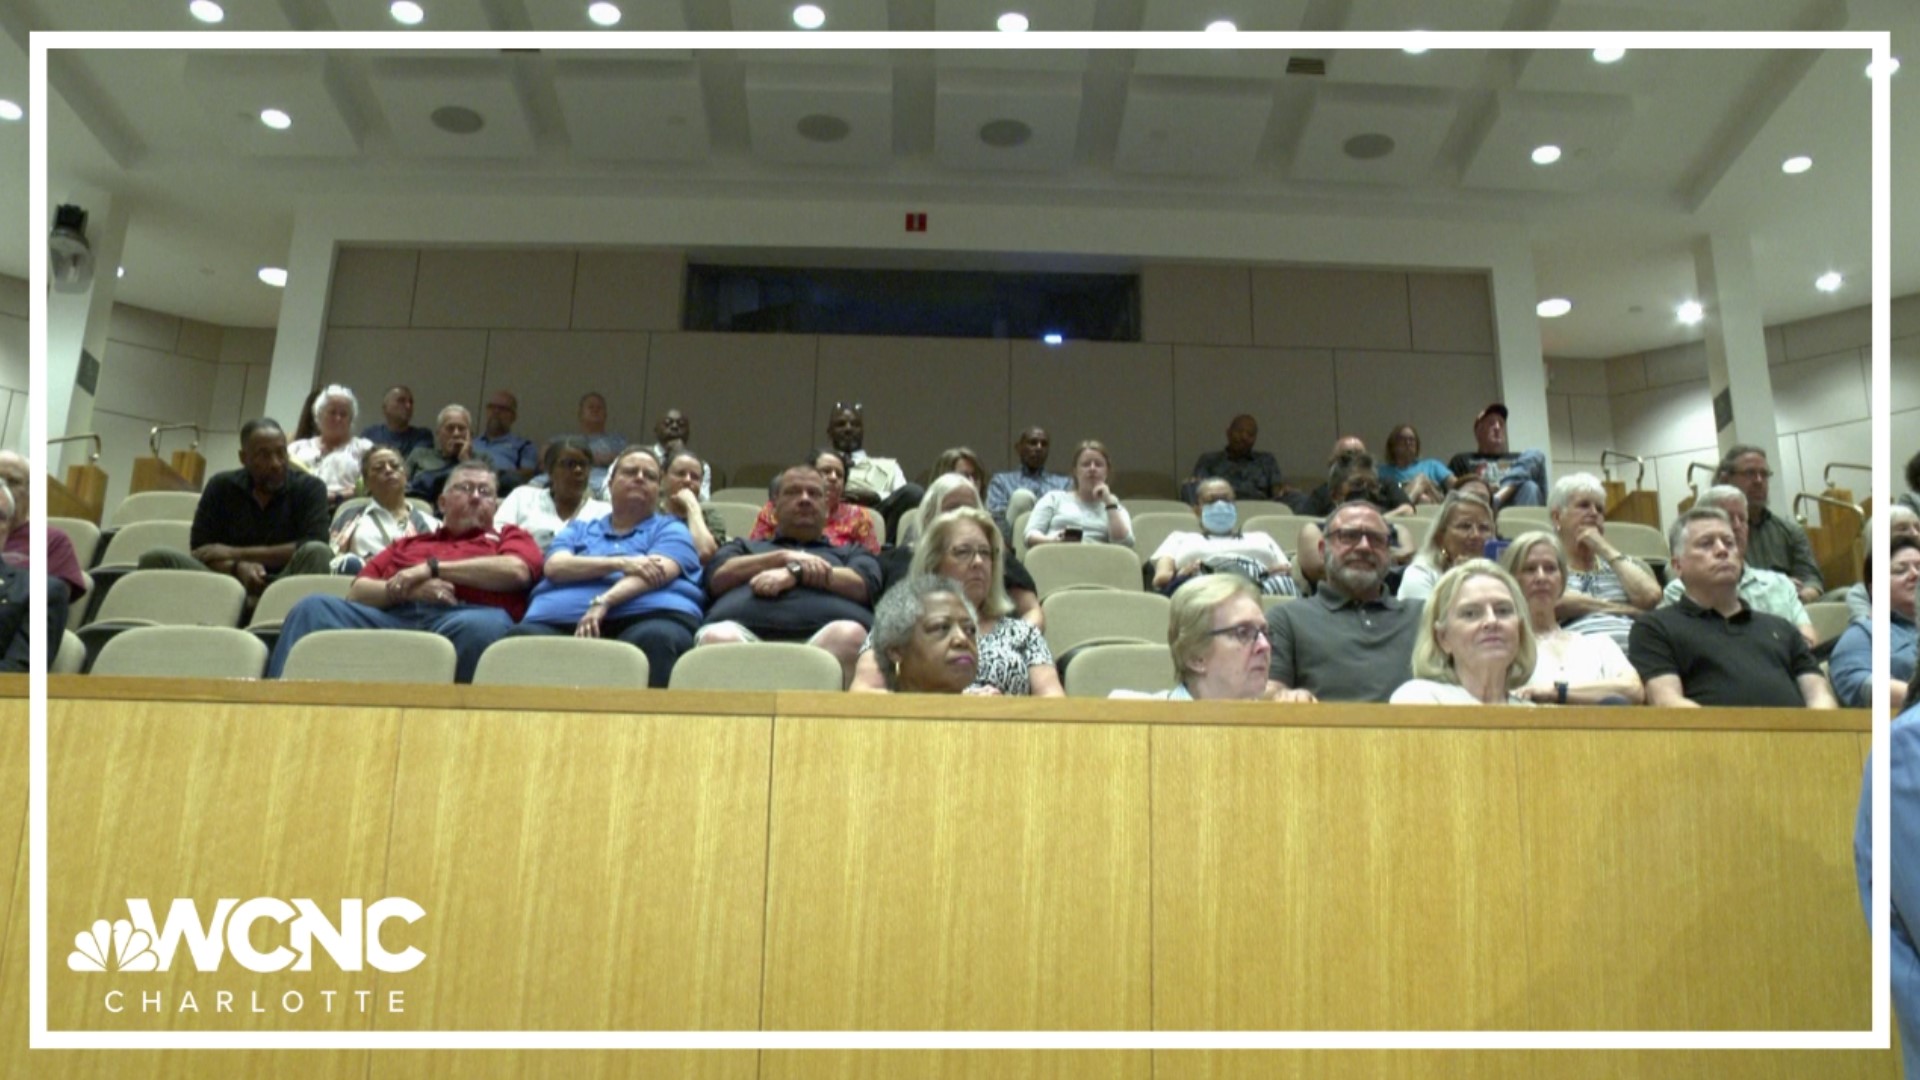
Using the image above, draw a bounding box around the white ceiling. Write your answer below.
[1,0,1914,361]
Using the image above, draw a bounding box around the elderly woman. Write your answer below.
[1391,559,1537,705]
[1114,575,1277,701]
[1026,440,1133,548]
[1380,424,1452,505]
[864,575,986,694]
[1149,478,1294,596]
[854,506,1061,696]
[289,384,374,505]
[1831,537,1920,710]
[1500,531,1645,704]
[511,447,705,687]
[1397,491,1495,601]
[881,473,1042,624]
[494,436,611,550]
[330,447,439,575]
[750,448,881,554]
[1549,472,1660,649]
[1848,505,1920,619]
[933,447,988,500]
[660,448,725,563]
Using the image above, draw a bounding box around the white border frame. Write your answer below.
[27,27,1893,1051]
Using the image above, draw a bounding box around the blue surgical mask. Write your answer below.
[1201,501,1238,535]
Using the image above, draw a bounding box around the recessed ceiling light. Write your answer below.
[1592,47,1626,64]
[1781,155,1813,174]
[390,1,425,24]
[116,266,126,279]
[587,1,621,26]
[1531,144,1562,165]
[188,0,224,23]
[1402,31,1428,55]
[1867,57,1901,79]
[1043,332,1064,346]
[792,4,825,28]
[1816,272,1844,293]
[1677,300,1704,325]
[997,11,1028,32]
[259,109,292,130]
[258,267,288,288]
[1205,19,1236,32]
[0,99,20,122]
[1536,298,1572,318]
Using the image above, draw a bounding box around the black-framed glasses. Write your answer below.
[1208,623,1271,647]
[1327,527,1392,549]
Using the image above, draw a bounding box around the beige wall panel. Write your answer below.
[93,409,197,515]
[208,362,250,434]
[482,331,652,451]
[1603,353,1646,395]
[0,312,24,395]
[1407,272,1493,354]
[646,333,819,481]
[221,327,278,367]
[1156,1050,1892,1080]
[1641,341,1707,389]
[1518,731,1870,1030]
[371,1051,757,1080]
[762,716,1150,1030]
[376,709,771,1031]
[1772,350,1869,435]
[1250,269,1411,352]
[242,364,272,424]
[1547,394,1575,462]
[571,250,686,332]
[108,304,181,353]
[1170,346,1337,487]
[1789,421,1872,502]
[1897,408,1920,493]
[1008,341,1175,494]
[1610,380,1713,460]
[411,250,577,331]
[319,328,490,431]
[2,390,25,455]
[1546,356,1608,398]
[177,319,224,363]
[1330,351,1499,461]
[95,340,219,424]
[1567,393,1614,465]
[0,272,24,317]
[44,701,402,1033]
[1780,305,1873,363]
[1151,727,1529,1030]
[1766,326,1789,367]
[1895,294,1920,338]
[1649,449,1724,526]
[1142,264,1254,346]
[1773,437,1806,511]
[814,336,1012,477]
[1891,335,1920,414]
[764,1051,1147,1080]
[330,248,421,329]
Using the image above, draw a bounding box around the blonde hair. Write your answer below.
[915,473,982,539]
[1413,491,1494,575]
[910,506,1011,619]
[1409,558,1536,689]
[1073,440,1112,472]
[1168,574,1258,689]
[1499,529,1567,586]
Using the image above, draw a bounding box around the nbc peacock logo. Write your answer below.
[67,918,158,973]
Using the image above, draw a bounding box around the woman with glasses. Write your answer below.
[1397,491,1495,602]
[880,473,1042,625]
[1830,537,1920,710]
[865,575,985,695]
[493,436,611,550]
[852,506,1062,696]
[1548,472,1660,650]
[1391,559,1537,706]
[329,446,438,574]
[750,447,881,555]
[1119,575,1273,701]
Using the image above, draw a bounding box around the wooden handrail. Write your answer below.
[1599,449,1645,488]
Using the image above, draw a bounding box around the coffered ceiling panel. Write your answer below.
[1114,76,1273,177]
[1132,0,1310,78]
[552,59,710,162]
[1290,83,1455,186]
[322,0,496,31]
[1459,90,1635,192]
[1327,0,1516,88]
[744,61,893,167]
[182,52,362,158]
[367,56,539,159]
[934,67,1081,173]
[1511,4,1700,94]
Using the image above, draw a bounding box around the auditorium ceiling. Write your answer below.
[1,0,1915,360]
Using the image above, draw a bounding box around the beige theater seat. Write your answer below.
[1128,513,1194,566]
[107,490,202,528]
[77,569,248,671]
[248,575,355,645]
[48,516,101,569]
[1042,590,1170,658]
[281,629,457,684]
[474,636,651,689]
[1806,602,1852,646]
[706,502,762,545]
[1024,543,1145,599]
[1063,642,1177,698]
[669,642,843,691]
[53,630,85,674]
[92,625,268,679]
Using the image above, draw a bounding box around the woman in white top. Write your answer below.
[1500,530,1645,705]
[1390,558,1537,706]
[1549,473,1661,650]
[330,447,438,574]
[288,384,374,505]
[1397,491,1494,601]
[493,436,610,550]
[1025,439,1133,548]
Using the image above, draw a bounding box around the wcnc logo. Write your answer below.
[67,898,425,974]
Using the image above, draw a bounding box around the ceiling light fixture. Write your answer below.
[1677,301,1704,325]
[1867,57,1901,79]
[1531,144,1562,165]
[390,1,425,24]
[258,267,288,288]
[1592,47,1625,64]
[1816,272,1844,293]
[997,11,1028,32]
[1402,31,1429,55]
[1205,19,1236,32]
[188,0,224,23]
[0,99,21,122]
[1781,155,1812,174]
[792,4,825,28]
[587,1,621,26]
[117,266,126,279]
[1536,298,1572,318]
[259,108,292,130]
[1043,332,1064,346]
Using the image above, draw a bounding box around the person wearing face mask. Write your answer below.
[1148,478,1294,597]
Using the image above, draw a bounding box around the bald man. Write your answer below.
[1184,414,1287,504]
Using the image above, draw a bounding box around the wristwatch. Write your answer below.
[1554,681,1569,705]
[787,560,805,581]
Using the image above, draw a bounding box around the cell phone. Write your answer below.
[1062,528,1084,542]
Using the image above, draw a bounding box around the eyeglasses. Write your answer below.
[445,482,498,499]
[1731,468,1773,481]
[1209,623,1271,647]
[947,545,994,563]
[1328,527,1392,549]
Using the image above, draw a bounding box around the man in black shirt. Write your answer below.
[361,385,434,458]
[138,418,331,597]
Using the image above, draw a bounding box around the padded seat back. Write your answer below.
[669,642,842,691]
[474,636,651,688]
[93,626,268,679]
[281,629,458,684]
[1064,642,1178,698]
[1024,543,1146,599]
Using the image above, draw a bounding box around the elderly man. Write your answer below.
[986,426,1072,539]
[267,461,542,683]
[472,390,537,488]
[1661,484,1815,645]
[1714,444,1823,604]
[361,385,434,458]
[1149,478,1294,596]
[1448,403,1547,508]
[695,462,882,684]
[826,403,922,544]
[405,404,477,501]
[0,482,51,671]
[137,418,331,596]
[1628,506,1834,708]
[0,450,87,610]
[647,407,708,500]
[1184,414,1287,504]
[1265,501,1422,702]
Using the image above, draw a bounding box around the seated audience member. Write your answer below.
[267,461,541,684]
[1266,501,1422,702]
[1715,444,1823,603]
[827,403,923,544]
[138,418,332,597]
[879,473,1041,625]
[1501,531,1645,705]
[0,450,88,609]
[1026,440,1133,549]
[0,483,51,671]
[695,463,884,685]
[1380,423,1452,505]
[1854,705,1920,1080]
[1183,414,1287,504]
[576,391,629,497]
[660,448,726,563]
[1627,507,1836,708]
[1830,539,1919,710]
[864,576,985,695]
[932,446,987,501]
[751,448,880,555]
[1397,491,1495,602]
[1295,451,1417,591]
[288,384,374,505]
[1115,575,1302,702]
[361,385,434,458]
[493,436,611,550]
[1149,478,1294,597]
[1847,504,1920,619]
[472,390,538,489]
[1666,484,1815,644]
[986,426,1072,539]
[510,448,704,688]
[1448,403,1547,508]
[1391,559,1536,706]
[856,506,1058,696]
[647,408,709,500]
[405,404,478,501]
[1296,438,1413,518]
[330,447,439,574]
[1549,473,1661,650]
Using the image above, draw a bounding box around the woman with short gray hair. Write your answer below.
[868,575,985,694]
[289,383,374,505]
[1548,471,1660,649]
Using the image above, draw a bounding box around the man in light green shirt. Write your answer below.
[1659,484,1814,645]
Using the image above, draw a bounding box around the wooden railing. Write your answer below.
[128,422,205,495]
[45,434,106,524]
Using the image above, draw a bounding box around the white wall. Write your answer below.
[0,274,36,454]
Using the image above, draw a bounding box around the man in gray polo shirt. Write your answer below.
[1265,501,1424,702]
